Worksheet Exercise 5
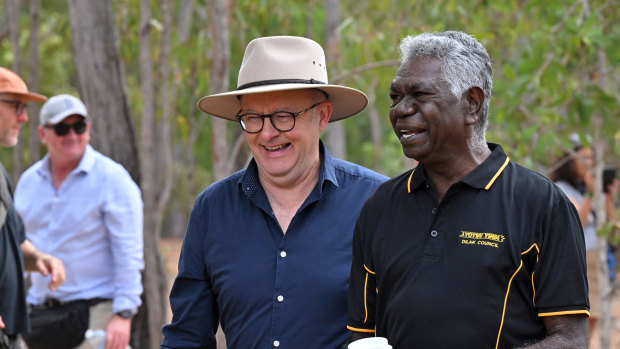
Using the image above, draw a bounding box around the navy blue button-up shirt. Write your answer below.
[162,143,387,349]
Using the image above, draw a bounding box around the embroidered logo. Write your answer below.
[459,231,505,248]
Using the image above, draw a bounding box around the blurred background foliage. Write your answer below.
[1,0,619,237]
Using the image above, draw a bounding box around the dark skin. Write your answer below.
[347,58,588,348]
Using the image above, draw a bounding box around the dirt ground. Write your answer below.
[160,238,620,348]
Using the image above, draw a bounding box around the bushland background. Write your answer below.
[1,1,619,348]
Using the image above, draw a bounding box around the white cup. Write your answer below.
[348,337,392,349]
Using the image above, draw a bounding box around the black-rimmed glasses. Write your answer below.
[236,101,324,134]
[44,119,87,136]
[0,99,27,115]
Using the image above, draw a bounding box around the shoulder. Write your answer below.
[92,150,135,181]
[195,169,245,204]
[504,162,567,205]
[362,169,411,207]
[331,158,388,186]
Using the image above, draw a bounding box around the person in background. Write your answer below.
[347,31,589,348]
[0,67,65,349]
[549,135,618,342]
[161,36,387,349]
[15,94,143,349]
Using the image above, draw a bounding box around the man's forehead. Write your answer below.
[391,59,443,88]
[240,90,314,108]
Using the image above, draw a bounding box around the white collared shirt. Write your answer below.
[15,145,144,313]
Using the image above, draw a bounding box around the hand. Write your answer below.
[0,314,4,329]
[105,315,131,349]
[36,254,66,291]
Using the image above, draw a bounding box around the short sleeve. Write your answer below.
[347,201,377,334]
[533,193,590,316]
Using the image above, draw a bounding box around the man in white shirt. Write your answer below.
[15,94,144,349]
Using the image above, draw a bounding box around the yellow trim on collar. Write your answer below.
[485,157,510,190]
[407,168,416,193]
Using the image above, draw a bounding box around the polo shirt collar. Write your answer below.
[239,140,338,197]
[407,143,510,193]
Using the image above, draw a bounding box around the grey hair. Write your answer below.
[399,31,493,144]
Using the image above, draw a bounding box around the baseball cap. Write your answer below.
[39,94,89,126]
[0,67,47,102]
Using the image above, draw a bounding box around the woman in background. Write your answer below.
[549,138,618,338]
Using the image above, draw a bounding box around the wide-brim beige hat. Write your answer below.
[197,36,368,122]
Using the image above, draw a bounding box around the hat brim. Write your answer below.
[3,91,47,103]
[197,84,368,122]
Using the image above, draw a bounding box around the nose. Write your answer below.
[390,97,416,120]
[259,116,281,139]
[16,109,28,123]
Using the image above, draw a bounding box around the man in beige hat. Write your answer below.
[0,67,65,348]
[162,36,387,349]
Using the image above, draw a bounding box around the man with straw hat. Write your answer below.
[0,67,65,348]
[162,36,387,349]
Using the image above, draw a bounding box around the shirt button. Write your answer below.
[280,251,287,258]
[431,208,438,214]
[430,230,438,237]
[273,340,280,347]
[277,295,284,302]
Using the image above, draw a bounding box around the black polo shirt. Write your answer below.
[347,143,589,349]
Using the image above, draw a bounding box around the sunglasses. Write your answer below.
[0,99,27,115]
[44,120,88,136]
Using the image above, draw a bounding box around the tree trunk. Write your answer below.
[66,0,140,183]
[66,1,167,348]
[594,48,612,349]
[324,0,346,159]
[27,0,41,166]
[132,0,170,347]
[207,0,230,181]
[367,78,383,172]
[176,0,194,44]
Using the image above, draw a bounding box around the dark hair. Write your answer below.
[549,146,585,192]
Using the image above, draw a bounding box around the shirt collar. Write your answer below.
[407,143,510,193]
[36,144,95,179]
[239,140,338,197]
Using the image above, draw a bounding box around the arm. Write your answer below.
[520,315,588,349]
[161,196,219,349]
[20,239,65,291]
[103,172,144,349]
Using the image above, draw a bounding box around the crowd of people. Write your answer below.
[1,30,618,349]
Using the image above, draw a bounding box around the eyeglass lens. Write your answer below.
[49,120,87,136]
[237,101,324,133]
[240,113,296,133]
[0,99,27,115]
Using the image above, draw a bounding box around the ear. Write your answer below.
[464,86,484,126]
[38,126,47,144]
[317,101,332,133]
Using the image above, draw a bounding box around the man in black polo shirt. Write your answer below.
[346,31,589,348]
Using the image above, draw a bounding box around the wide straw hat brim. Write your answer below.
[198,83,368,122]
[197,36,369,122]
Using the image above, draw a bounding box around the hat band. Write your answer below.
[237,78,326,91]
